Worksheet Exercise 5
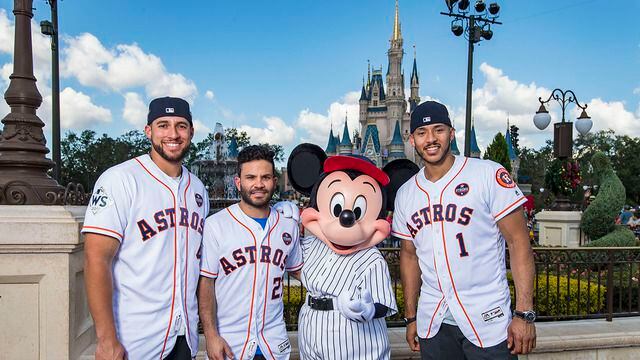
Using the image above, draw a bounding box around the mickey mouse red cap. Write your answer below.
[324,155,390,186]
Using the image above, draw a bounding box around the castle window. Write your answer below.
[373,100,378,106]
[393,91,396,96]
[373,92,378,97]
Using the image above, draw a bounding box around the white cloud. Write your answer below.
[0,9,13,54]
[576,98,640,137]
[122,92,147,127]
[61,33,197,101]
[205,90,215,100]
[295,91,361,146]
[56,87,111,129]
[193,119,211,138]
[239,116,295,145]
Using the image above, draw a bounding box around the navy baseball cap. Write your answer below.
[410,101,452,133]
[147,97,192,125]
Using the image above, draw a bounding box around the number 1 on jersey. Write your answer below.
[456,232,469,257]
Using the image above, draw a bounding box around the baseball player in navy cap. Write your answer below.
[83,96,208,359]
[394,101,536,359]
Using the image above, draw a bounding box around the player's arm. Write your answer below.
[399,238,421,352]
[84,233,126,360]
[197,276,234,360]
[498,206,536,355]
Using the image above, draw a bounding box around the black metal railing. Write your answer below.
[283,247,640,329]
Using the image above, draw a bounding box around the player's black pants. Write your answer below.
[418,323,517,360]
[165,336,192,360]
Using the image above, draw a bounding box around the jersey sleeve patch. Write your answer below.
[495,168,516,189]
[88,186,114,215]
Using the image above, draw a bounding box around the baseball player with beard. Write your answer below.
[198,145,303,360]
[83,97,209,359]
[394,101,536,359]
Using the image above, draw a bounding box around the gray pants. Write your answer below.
[418,323,517,360]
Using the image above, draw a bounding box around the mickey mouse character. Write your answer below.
[285,143,418,360]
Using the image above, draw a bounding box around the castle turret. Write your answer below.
[388,121,406,161]
[325,125,338,156]
[385,0,406,148]
[470,123,481,158]
[409,48,420,112]
[338,119,353,155]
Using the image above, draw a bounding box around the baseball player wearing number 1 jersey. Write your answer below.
[394,101,536,359]
[198,146,303,360]
[83,97,208,359]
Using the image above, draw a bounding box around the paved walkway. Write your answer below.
[80,317,640,359]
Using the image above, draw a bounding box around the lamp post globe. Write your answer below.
[533,105,551,130]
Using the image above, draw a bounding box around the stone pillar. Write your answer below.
[536,210,584,247]
[0,205,93,359]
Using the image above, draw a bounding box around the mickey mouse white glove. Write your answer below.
[336,289,375,323]
[273,201,300,223]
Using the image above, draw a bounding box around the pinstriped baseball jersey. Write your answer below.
[200,203,303,360]
[81,154,209,359]
[298,236,397,359]
[392,156,527,348]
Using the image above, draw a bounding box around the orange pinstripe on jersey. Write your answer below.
[182,173,192,347]
[437,158,484,347]
[134,157,179,359]
[260,212,280,359]
[227,208,259,360]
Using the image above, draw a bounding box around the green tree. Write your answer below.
[225,128,250,148]
[483,132,512,173]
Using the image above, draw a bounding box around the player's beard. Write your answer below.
[239,184,275,209]
[417,138,451,166]
[152,141,190,163]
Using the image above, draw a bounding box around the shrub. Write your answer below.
[581,152,626,240]
[533,274,605,316]
[584,226,637,247]
[508,272,606,317]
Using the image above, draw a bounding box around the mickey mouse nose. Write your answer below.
[339,210,356,228]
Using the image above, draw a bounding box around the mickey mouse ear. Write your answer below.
[287,143,327,196]
[383,159,420,211]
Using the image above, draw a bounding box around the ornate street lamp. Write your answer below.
[533,89,592,159]
[442,0,502,157]
[0,0,63,204]
[40,0,61,183]
[533,88,592,210]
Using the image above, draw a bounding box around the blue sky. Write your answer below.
[0,0,638,159]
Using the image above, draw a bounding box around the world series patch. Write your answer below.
[89,186,114,215]
[282,232,292,245]
[496,168,515,188]
[454,183,470,196]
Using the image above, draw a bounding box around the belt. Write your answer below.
[307,295,335,311]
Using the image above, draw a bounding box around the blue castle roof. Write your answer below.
[451,134,460,155]
[470,125,481,154]
[360,124,381,154]
[505,128,517,160]
[228,135,239,158]
[390,121,404,145]
[325,127,337,153]
[339,121,352,147]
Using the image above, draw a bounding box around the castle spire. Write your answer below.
[392,0,402,41]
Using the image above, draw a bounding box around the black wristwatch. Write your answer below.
[403,316,417,325]
[513,310,537,323]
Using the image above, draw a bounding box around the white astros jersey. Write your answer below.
[81,154,209,359]
[392,156,527,348]
[297,236,397,360]
[200,203,303,360]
